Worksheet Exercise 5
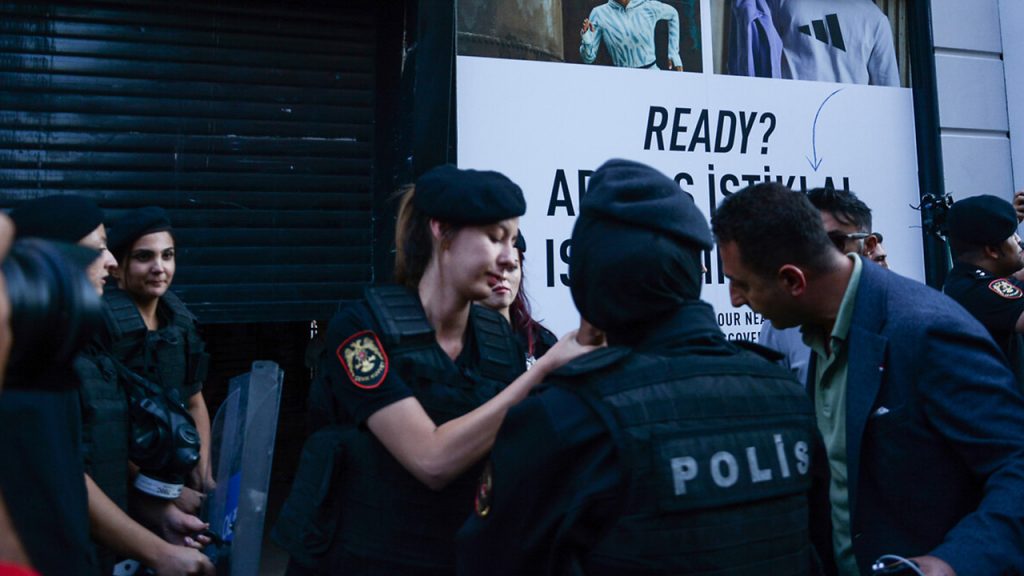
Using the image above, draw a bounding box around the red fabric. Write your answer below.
[0,564,40,576]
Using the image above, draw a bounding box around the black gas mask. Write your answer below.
[121,366,201,499]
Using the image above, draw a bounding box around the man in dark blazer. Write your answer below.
[711,183,1024,576]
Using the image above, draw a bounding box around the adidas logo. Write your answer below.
[798,13,846,52]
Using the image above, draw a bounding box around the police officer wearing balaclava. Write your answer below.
[943,194,1024,391]
[457,159,820,575]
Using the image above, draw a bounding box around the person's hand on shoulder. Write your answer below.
[576,318,606,347]
[534,320,606,375]
[1013,189,1024,224]
[581,18,594,35]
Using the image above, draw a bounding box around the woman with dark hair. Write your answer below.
[104,207,214,508]
[281,165,594,576]
[4,199,212,576]
[480,233,558,368]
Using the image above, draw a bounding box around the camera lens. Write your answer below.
[2,239,103,384]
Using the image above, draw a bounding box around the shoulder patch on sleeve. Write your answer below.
[336,330,389,389]
[988,279,1023,300]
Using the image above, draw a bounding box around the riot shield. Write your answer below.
[205,361,284,576]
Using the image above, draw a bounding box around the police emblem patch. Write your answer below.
[988,279,1023,299]
[474,461,493,518]
[337,330,389,389]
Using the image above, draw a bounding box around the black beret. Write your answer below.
[10,195,104,243]
[581,158,712,250]
[947,195,1018,245]
[414,165,526,225]
[570,159,709,333]
[107,206,173,262]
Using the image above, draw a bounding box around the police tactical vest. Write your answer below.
[74,348,129,574]
[75,350,129,508]
[333,286,524,571]
[104,287,209,403]
[567,346,817,575]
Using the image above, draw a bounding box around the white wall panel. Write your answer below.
[935,54,1008,131]
[941,134,1013,200]
[1001,0,1024,190]
[931,0,1002,52]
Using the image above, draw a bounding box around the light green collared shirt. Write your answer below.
[802,254,862,576]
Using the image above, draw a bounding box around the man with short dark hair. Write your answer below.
[806,187,887,269]
[760,187,887,385]
[943,194,1024,390]
[712,182,1024,576]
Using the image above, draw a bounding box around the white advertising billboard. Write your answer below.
[456,1,923,339]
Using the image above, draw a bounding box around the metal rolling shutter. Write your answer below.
[0,0,378,323]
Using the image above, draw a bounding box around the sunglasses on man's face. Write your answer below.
[827,231,883,251]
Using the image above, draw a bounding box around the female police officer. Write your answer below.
[282,165,593,576]
[4,197,211,576]
[479,232,558,368]
[104,208,214,508]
